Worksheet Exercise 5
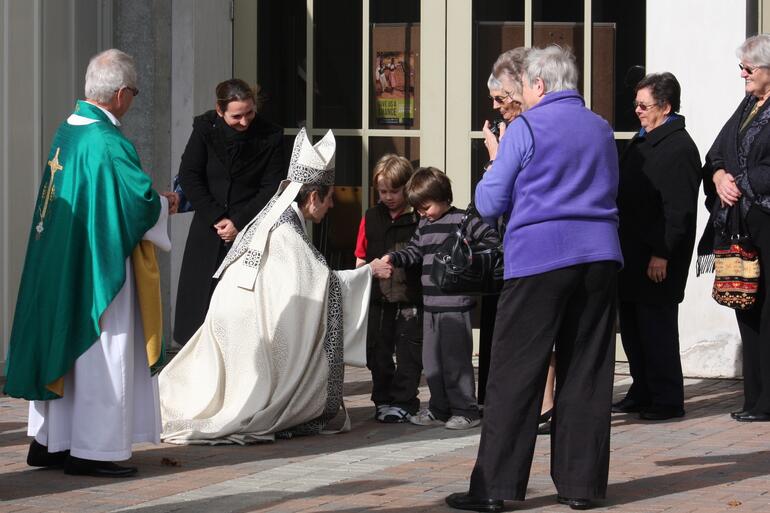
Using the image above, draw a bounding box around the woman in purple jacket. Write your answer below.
[447,46,623,513]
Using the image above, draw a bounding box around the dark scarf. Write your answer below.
[696,96,770,274]
[215,116,253,163]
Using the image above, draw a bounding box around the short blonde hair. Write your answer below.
[372,154,414,189]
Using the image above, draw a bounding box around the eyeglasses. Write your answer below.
[489,91,515,104]
[632,100,659,112]
[739,63,767,75]
[115,86,140,97]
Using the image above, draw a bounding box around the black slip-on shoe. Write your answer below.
[639,405,685,421]
[611,398,647,413]
[445,492,504,512]
[730,410,748,419]
[735,411,770,422]
[557,495,593,510]
[27,440,69,467]
[64,456,137,477]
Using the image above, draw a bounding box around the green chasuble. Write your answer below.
[3,101,161,401]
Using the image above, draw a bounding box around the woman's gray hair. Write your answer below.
[487,73,503,92]
[737,34,770,67]
[84,49,137,104]
[523,45,578,93]
[491,47,530,94]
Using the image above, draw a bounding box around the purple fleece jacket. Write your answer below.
[475,90,623,279]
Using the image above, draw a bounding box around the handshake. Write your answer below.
[160,191,181,214]
[370,254,394,279]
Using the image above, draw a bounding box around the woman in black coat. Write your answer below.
[698,35,770,423]
[613,72,701,421]
[174,79,283,345]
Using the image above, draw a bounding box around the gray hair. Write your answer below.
[84,49,137,103]
[737,34,770,67]
[523,45,578,93]
[491,47,530,95]
[487,73,503,92]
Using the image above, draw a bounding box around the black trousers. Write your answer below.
[736,206,770,414]
[478,294,500,405]
[469,262,617,500]
[618,301,684,408]
[366,302,423,413]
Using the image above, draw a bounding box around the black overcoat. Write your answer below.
[617,116,702,304]
[174,110,283,344]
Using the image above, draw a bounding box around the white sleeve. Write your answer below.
[334,266,372,367]
[143,195,172,252]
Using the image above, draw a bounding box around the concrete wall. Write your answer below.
[647,0,748,377]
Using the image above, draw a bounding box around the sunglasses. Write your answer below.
[739,63,767,75]
[632,100,659,112]
[489,92,517,104]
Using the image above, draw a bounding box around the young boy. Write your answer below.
[355,154,423,423]
[383,167,499,430]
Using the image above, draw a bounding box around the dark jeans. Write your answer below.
[469,262,617,500]
[619,301,684,409]
[366,302,423,413]
[736,206,770,414]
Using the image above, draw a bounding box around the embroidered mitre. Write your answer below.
[287,128,335,186]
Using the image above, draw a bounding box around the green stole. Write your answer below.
[3,100,162,400]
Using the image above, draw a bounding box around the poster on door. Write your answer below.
[374,50,415,126]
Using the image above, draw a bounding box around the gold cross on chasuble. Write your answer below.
[35,147,64,239]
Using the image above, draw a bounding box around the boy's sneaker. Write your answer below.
[381,406,412,423]
[374,404,391,422]
[409,409,444,426]
[445,416,481,430]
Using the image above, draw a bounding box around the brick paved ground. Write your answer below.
[1,363,769,513]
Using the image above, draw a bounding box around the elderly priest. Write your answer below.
[3,49,176,477]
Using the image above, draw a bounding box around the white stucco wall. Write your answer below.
[647,0,748,377]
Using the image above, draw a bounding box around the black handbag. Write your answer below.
[430,204,504,295]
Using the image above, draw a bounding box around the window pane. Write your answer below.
[258,0,306,129]
[593,0,646,131]
[533,0,586,100]
[312,136,362,270]
[370,0,420,129]
[314,1,362,128]
[472,1,525,132]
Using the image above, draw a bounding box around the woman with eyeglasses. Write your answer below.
[174,79,284,346]
[613,72,701,422]
[476,47,557,436]
[697,34,770,423]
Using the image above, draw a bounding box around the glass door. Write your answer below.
[233,0,448,269]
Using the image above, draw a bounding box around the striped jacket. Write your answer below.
[388,206,500,312]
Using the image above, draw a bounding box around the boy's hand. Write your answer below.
[370,258,393,279]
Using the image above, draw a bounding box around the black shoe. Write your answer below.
[445,492,504,512]
[611,398,646,413]
[557,495,592,510]
[537,419,551,435]
[27,440,69,467]
[639,405,685,421]
[730,410,748,419]
[538,408,553,424]
[735,412,770,422]
[64,456,138,477]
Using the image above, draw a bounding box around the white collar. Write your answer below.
[67,101,121,127]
